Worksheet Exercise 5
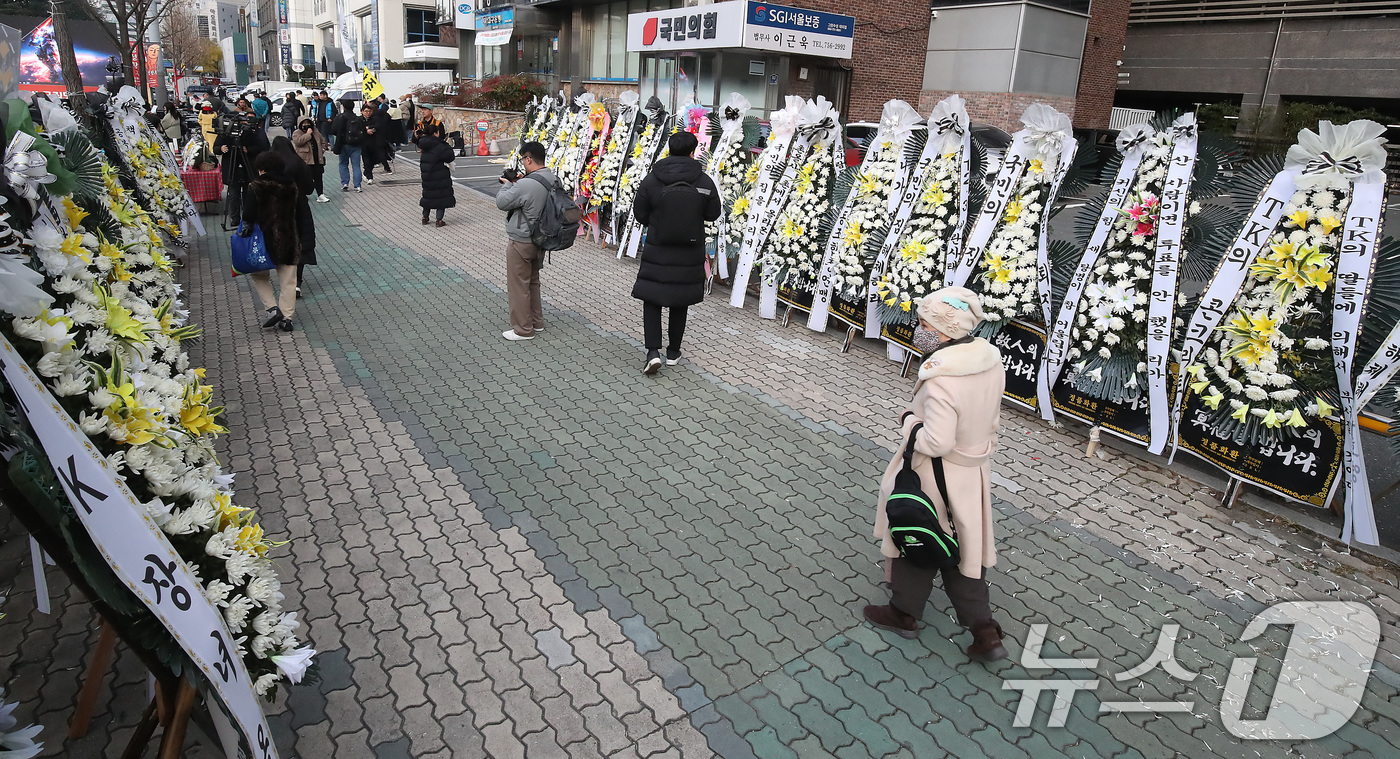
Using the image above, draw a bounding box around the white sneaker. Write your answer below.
[363,178,373,185]
[355,186,363,193]
[317,194,330,202]
[502,330,534,341]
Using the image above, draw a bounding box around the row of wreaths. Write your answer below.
[514,89,1399,546]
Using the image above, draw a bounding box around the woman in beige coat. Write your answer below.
[864,286,1008,661]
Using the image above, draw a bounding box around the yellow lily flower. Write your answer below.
[1203,392,1225,410]
[1286,410,1309,428]
[1190,380,1210,393]
[856,172,880,197]
[1231,404,1250,421]
[900,299,912,312]
[1317,215,1343,235]
[1028,158,1045,175]
[1303,265,1333,291]
[1262,409,1281,428]
[98,287,150,343]
[1286,208,1311,228]
[61,197,89,230]
[884,297,897,306]
[1315,397,1337,417]
[1184,363,1204,379]
[1268,239,1294,262]
[233,523,270,555]
[1003,197,1025,225]
[841,219,865,248]
[60,234,90,262]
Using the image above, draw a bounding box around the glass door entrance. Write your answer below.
[638,51,718,114]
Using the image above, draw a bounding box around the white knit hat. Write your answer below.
[916,286,986,339]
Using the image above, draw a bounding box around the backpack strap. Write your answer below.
[902,422,956,530]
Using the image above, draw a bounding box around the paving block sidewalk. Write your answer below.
[0,162,1398,759]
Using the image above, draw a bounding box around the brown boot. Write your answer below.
[967,622,1008,662]
[863,605,918,639]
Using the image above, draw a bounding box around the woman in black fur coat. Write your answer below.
[242,151,302,331]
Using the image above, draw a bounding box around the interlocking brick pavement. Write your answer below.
[1,159,1398,758]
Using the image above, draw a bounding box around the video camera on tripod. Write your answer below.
[215,111,259,140]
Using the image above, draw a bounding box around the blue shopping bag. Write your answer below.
[230,224,274,276]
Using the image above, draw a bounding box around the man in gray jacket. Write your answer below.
[495,141,555,340]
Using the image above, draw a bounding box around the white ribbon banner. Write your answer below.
[1032,136,1080,414]
[945,129,974,286]
[617,119,669,259]
[947,135,1035,289]
[1168,170,1300,457]
[705,122,747,281]
[0,334,277,759]
[756,134,827,319]
[1040,140,1148,421]
[1145,119,1200,453]
[1334,181,1384,545]
[600,109,640,243]
[808,135,917,333]
[729,131,797,307]
[863,128,933,337]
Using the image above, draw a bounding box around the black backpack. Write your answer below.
[885,422,961,569]
[645,178,710,245]
[524,172,582,251]
[344,117,367,147]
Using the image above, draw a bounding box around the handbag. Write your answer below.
[230,223,273,276]
[885,422,961,570]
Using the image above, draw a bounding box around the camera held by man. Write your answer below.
[213,98,271,228]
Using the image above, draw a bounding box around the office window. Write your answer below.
[406,8,441,44]
[302,44,315,64]
[198,16,210,39]
[584,1,642,81]
[359,14,373,62]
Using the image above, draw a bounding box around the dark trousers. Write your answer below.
[643,302,687,352]
[890,558,994,629]
[309,164,324,196]
[422,207,444,222]
[225,181,244,228]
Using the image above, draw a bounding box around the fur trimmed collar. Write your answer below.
[918,338,1002,381]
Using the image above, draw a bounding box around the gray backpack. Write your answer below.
[523,173,582,251]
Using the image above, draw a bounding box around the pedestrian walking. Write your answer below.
[629,131,720,375]
[251,91,271,135]
[416,127,456,226]
[387,100,405,145]
[270,136,319,298]
[360,104,393,184]
[160,101,182,144]
[331,100,366,192]
[494,141,554,341]
[863,286,1009,662]
[240,151,302,332]
[313,91,336,144]
[292,116,331,203]
[281,93,305,140]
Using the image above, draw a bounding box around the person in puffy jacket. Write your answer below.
[630,131,720,375]
[241,152,302,331]
[291,116,331,202]
[416,129,456,226]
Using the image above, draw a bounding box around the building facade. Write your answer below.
[1118,0,1400,125]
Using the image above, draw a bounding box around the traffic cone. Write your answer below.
[489,138,501,156]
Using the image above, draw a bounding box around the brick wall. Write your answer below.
[1073,0,1130,130]
[789,0,928,121]
[919,90,1077,134]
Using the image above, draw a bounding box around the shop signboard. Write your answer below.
[743,1,854,59]
[476,7,513,45]
[627,1,746,52]
[455,1,474,30]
